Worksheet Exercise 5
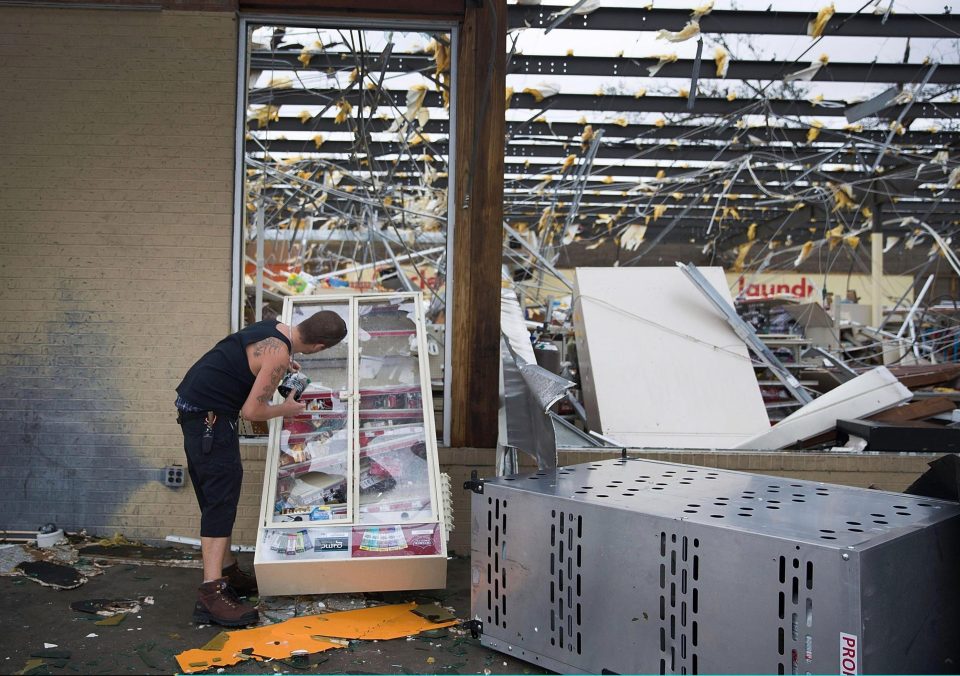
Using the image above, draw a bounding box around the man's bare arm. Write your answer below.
[255,364,286,405]
[241,356,304,421]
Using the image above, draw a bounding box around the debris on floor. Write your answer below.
[0,544,33,575]
[14,561,85,590]
[15,657,49,675]
[256,591,372,623]
[77,542,200,568]
[70,596,152,617]
[2,536,107,590]
[94,612,127,626]
[412,604,458,623]
[175,602,460,674]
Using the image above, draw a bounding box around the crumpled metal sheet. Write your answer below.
[501,336,574,470]
[517,355,574,413]
[498,286,575,470]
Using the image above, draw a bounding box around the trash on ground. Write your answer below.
[175,602,460,674]
[77,543,200,568]
[94,613,128,626]
[14,561,85,590]
[0,545,33,575]
[70,597,147,617]
[412,604,458,623]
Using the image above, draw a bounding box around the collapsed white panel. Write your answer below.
[736,366,912,451]
[573,267,770,448]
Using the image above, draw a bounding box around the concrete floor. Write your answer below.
[0,554,546,675]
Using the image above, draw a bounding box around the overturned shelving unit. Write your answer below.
[470,456,960,674]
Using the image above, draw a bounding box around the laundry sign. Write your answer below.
[726,273,913,305]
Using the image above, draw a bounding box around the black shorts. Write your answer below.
[178,412,242,538]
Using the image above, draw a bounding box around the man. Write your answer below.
[175,310,347,626]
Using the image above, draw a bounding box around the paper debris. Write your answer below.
[95,613,127,627]
[656,20,700,43]
[795,241,815,267]
[691,1,713,18]
[620,224,647,251]
[646,53,678,76]
[175,603,459,674]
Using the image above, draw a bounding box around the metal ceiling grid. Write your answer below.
[244,2,960,286]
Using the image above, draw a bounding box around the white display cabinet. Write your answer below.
[254,292,447,596]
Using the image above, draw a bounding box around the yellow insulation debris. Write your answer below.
[808,3,836,38]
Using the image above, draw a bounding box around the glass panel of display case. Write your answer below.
[356,298,434,525]
[270,299,352,525]
[291,301,351,394]
[258,526,353,561]
[350,523,442,558]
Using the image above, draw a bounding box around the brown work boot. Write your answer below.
[193,577,258,627]
[222,561,258,597]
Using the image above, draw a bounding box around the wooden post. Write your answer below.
[450,0,506,447]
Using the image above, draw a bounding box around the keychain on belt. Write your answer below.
[202,411,217,454]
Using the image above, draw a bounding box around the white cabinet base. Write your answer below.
[254,553,447,596]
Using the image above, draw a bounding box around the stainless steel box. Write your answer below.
[470,457,960,675]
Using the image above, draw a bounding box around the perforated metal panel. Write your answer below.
[470,457,960,675]
[550,507,583,657]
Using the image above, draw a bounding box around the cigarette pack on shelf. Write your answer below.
[351,523,442,558]
[258,527,353,562]
[254,292,447,595]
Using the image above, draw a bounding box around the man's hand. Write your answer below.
[279,390,306,418]
[289,358,302,372]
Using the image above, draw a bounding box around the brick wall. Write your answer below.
[0,6,238,542]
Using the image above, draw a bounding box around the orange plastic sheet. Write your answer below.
[175,602,459,674]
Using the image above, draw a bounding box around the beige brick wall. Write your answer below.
[0,6,238,542]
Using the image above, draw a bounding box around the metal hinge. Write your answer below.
[463,470,484,495]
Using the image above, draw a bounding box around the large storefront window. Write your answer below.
[236,21,456,443]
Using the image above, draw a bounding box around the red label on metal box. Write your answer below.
[840,632,859,675]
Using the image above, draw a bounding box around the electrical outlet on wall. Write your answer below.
[163,464,185,488]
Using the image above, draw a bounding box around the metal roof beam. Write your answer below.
[508,56,960,85]
[257,116,960,146]
[250,89,960,119]
[251,49,960,85]
[249,160,957,192]
[248,138,954,166]
[508,5,960,38]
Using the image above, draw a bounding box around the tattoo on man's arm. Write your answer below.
[255,365,287,405]
[252,337,287,358]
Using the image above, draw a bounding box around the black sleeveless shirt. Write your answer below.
[176,320,291,417]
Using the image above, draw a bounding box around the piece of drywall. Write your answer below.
[573,266,770,448]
